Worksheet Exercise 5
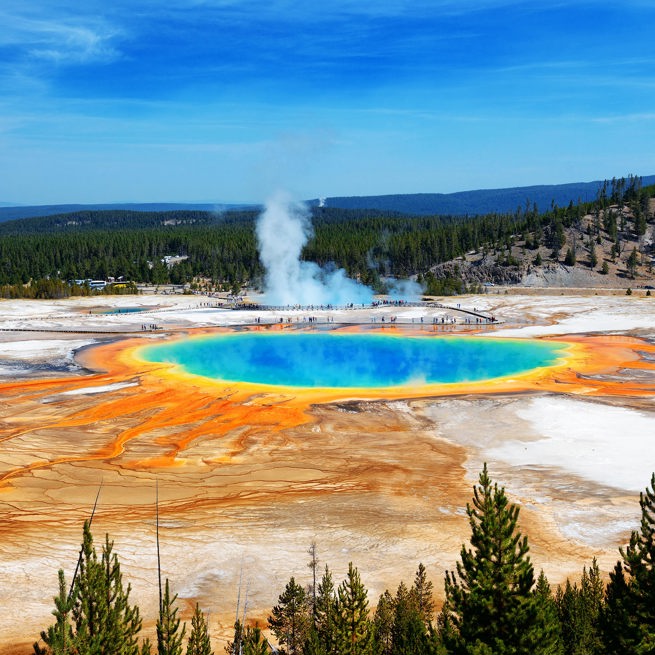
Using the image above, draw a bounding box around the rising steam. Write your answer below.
[256,191,374,306]
[386,278,424,302]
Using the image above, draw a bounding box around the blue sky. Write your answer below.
[1,0,654,204]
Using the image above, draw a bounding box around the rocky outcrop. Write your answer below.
[522,263,609,288]
[430,257,523,286]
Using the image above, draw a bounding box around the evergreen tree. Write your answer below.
[334,562,373,655]
[533,571,563,655]
[555,581,576,654]
[601,562,637,655]
[564,247,576,266]
[442,464,558,655]
[34,570,75,655]
[635,207,647,237]
[556,560,603,655]
[70,521,143,654]
[314,565,338,655]
[391,581,429,655]
[603,472,655,653]
[186,604,213,655]
[579,560,604,654]
[627,246,639,278]
[373,590,395,655]
[303,624,327,655]
[224,620,243,655]
[242,625,269,655]
[549,220,565,260]
[435,602,457,652]
[157,578,186,655]
[589,242,598,269]
[268,577,309,655]
[410,563,435,625]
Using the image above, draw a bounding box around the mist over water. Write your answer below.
[256,191,374,306]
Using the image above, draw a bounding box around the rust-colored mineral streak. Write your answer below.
[1,324,654,652]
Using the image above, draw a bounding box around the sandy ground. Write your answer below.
[1,291,654,653]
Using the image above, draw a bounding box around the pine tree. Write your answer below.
[303,624,327,655]
[556,560,603,655]
[555,580,576,653]
[334,562,373,655]
[314,565,338,655]
[533,571,562,655]
[442,464,558,655]
[579,560,604,654]
[589,242,598,269]
[34,570,75,655]
[564,247,576,266]
[627,246,639,278]
[242,625,269,655]
[71,522,143,654]
[410,563,435,625]
[435,602,457,652]
[601,562,637,654]
[268,577,309,655]
[603,472,655,653]
[391,581,429,655]
[157,578,186,655]
[635,207,648,237]
[373,590,395,655]
[224,620,243,655]
[186,604,213,655]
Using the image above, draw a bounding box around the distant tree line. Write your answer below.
[32,465,655,654]
[0,279,138,300]
[1,177,653,297]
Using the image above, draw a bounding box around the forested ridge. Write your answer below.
[32,465,655,654]
[1,176,653,298]
[308,174,655,216]
[3,175,653,223]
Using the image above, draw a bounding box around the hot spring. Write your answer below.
[139,332,567,388]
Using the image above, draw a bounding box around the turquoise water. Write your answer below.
[140,333,566,388]
[104,307,147,314]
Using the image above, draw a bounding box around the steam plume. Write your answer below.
[256,191,373,306]
[386,278,424,302]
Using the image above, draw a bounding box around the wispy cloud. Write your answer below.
[590,113,655,124]
[1,0,654,203]
[28,21,121,64]
[0,10,123,64]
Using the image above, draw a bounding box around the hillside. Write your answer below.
[0,208,260,235]
[429,196,655,291]
[3,175,654,223]
[0,176,653,297]
[309,175,655,216]
[0,202,257,223]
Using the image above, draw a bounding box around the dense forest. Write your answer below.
[0,176,653,299]
[308,178,655,216]
[3,176,652,223]
[32,465,655,655]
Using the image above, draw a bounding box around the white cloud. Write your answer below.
[590,112,655,124]
[29,23,120,63]
[0,9,123,64]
